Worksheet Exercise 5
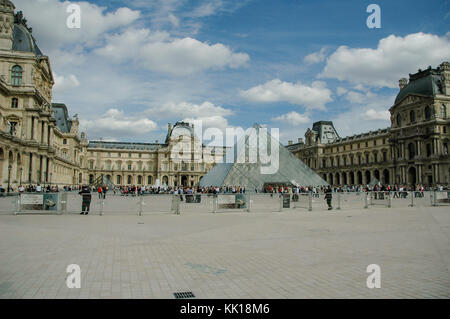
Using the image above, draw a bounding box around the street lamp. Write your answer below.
[19,167,23,186]
[7,164,11,194]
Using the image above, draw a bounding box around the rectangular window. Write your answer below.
[426,144,432,157]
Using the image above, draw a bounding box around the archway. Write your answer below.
[374,170,380,181]
[147,175,152,185]
[0,148,4,181]
[335,173,340,185]
[137,175,142,185]
[322,174,327,182]
[365,171,371,185]
[383,169,390,185]
[350,172,355,185]
[357,171,363,185]
[328,173,333,185]
[162,176,169,185]
[408,167,417,185]
[181,175,188,187]
[343,172,348,185]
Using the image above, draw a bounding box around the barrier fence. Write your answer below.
[0,191,448,215]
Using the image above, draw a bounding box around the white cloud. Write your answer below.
[168,13,180,27]
[95,28,249,75]
[80,109,158,139]
[304,48,327,64]
[365,109,391,121]
[146,101,233,119]
[53,73,80,92]
[13,0,141,50]
[319,32,450,88]
[240,79,333,110]
[336,87,348,96]
[272,112,310,126]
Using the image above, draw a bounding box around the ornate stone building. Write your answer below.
[84,122,224,188]
[0,1,223,190]
[0,0,84,189]
[287,63,450,187]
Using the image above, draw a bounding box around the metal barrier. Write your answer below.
[368,191,391,208]
[431,191,450,207]
[291,193,312,211]
[2,191,449,215]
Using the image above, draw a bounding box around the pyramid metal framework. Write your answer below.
[199,124,328,191]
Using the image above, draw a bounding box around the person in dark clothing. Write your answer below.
[324,186,333,210]
[79,186,92,215]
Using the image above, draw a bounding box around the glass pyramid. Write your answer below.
[199,124,328,191]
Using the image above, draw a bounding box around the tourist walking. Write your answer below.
[324,186,333,210]
[79,186,92,215]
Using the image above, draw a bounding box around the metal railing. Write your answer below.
[0,191,448,216]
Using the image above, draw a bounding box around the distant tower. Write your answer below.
[0,0,15,50]
[439,61,450,95]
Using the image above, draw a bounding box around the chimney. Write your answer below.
[288,140,293,145]
[298,138,304,144]
[399,78,408,90]
[155,140,159,144]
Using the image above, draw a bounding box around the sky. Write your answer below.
[13,0,450,144]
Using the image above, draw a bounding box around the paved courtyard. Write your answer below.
[0,196,449,299]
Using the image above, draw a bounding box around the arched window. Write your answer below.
[11,98,18,108]
[147,176,152,185]
[410,110,415,123]
[397,114,401,126]
[11,65,23,86]
[424,106,431,120]
[441,104,447,119]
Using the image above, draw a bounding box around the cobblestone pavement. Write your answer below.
[0,202,449,299]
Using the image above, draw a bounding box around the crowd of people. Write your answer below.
[1,182,448,199]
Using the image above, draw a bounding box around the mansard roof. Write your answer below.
[394,67,442,105]
[52,103,73,133]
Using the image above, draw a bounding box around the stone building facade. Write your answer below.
[84,122,224,188]
[0,0,84,189]
[0,1,222,190]
[287,63,450,187]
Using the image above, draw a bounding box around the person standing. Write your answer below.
[324,186,333,210]
[79,186,92,215]
[98,186,103,199]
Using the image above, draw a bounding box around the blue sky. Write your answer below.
[13,0,450,143]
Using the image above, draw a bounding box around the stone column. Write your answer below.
[33,118,39,141]
[43,121,48,146]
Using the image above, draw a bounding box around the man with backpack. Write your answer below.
[324,185,333,210]
[79,186,92,215]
